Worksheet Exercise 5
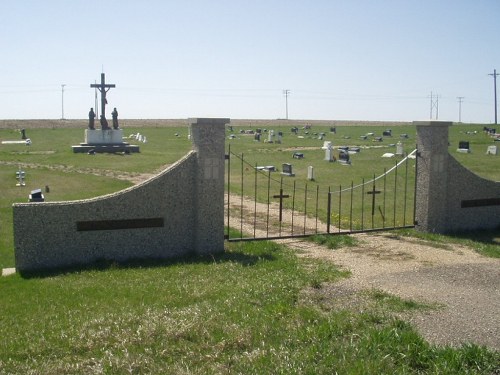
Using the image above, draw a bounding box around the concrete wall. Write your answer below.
[415,120,500,233]
[13,118,229,273]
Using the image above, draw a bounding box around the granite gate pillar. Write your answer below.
[414,120,452,233]
[189,118,229,254]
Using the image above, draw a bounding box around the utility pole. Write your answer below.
[489,69,498,124]
[429,91,439,120]
[457,96,464,123]
[61,84,66,120]
[283,89,290,120]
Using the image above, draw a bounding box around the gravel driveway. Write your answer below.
[280,233,500,351]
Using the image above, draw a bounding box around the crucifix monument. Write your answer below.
[72,72,139,153]
[90,73,115,130]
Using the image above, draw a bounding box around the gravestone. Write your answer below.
[256,166,276,172]
[322,141,334,161]
[383,129,392,136]
[360,135,368,140]
[396,141,404,156]
[277,131,283,144]
[29,188,44,202]
[20,129,27,139]
[307,166,314,181]
[338,150,351,165]
[267,130,274,143]
[292,152,304,159]
[281,163,295,177]
[457,141,470,153]
[330,127,336,133]
[486,145,498,155]
[16,170,25,187]
[254,133,261,141]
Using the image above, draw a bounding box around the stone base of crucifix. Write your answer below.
[72,128,140,153]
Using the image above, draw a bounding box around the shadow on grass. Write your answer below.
[448,228,500,245]
[19,247,277,279]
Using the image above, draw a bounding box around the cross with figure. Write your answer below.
[90,73,115,130]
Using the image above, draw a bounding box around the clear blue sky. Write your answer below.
[0,0,498,122]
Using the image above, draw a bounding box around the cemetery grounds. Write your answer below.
[0,120,499,373]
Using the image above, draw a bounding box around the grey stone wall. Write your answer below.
[13,118,229,273]
[415,120,500,233]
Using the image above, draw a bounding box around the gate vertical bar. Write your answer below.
[393,160,398,227]
[266,170,271,238]
[327,187,331,234]
[338,185,342,233]
[253,163,258,238]
[291,181,296,236]
[303,183,308,235]
[227,144,231,240]
[361,178,365,231]
[279,177,283,237]
[315,185,319,233]
[413,144,418,226]
[383,168,387,229]
[371,174,376,229]
[240,153,244,238]
[349,181,354,232]
[403,156,409,226]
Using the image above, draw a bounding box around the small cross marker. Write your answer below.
[273,188,290,222]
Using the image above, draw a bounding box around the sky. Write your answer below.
[0,0,498,123]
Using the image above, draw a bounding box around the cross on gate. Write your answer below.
[273,188,290,222]
[90,73,116,126]
[366,183,381,216]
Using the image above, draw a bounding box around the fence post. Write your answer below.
[414,120,452,233]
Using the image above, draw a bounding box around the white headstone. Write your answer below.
[307,166,314,180]
[321,141,332,150]
[268,130,274,143]
[396,141,404,156]
[486,145,498,155]
[324,148,333,161]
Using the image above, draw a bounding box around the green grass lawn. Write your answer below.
[0,122,499,373]
[0,239,498,374]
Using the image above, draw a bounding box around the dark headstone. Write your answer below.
[292,152,304,159]
[29,188,45,202]
[338,150,351,164]
[458,141,470,149]
[20,129,27,139]
[383,130,392,136]
[281,163,295,176]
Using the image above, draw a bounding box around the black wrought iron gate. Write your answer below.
[225,146,417,241]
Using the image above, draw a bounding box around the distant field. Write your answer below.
[0,118,411,130]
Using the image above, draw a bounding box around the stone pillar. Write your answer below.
[414,120,452,233]
[189,118,229,254]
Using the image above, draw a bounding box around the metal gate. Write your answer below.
[225,146,417,241]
